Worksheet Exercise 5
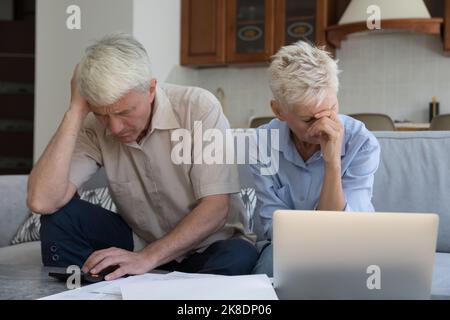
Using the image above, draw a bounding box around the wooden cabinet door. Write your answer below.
[181,0,226,66]
[226,0,275,64]
[274,0,348,55]
[274,0,317,51]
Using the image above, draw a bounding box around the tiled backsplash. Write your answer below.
[195,67,273,128]
[166,65,273,128]
[337,31,450,123]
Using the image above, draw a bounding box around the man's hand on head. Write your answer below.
[307,110,344,167]
[69,64,91,119]
[82,247,154,281]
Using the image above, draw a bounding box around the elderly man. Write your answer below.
[250,41,380,276]
[27,33,257,279]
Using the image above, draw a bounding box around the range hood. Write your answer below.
[339,0,431,25]
[326,0,446,51]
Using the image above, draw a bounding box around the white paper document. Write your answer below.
[40,272,278,300]
[39,281,122,300]
[39,273,166,300]
[120,273,278,300]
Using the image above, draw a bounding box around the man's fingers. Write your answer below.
[73,64,78,76]
[105,265,129,281]
[82,247,121,273]
[82,249,108,272]
[90,255,125,275]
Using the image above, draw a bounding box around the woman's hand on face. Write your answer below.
[307,110,344,167]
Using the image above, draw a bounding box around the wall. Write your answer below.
[336,31,450,123]
[133,0,182,83]
[133,0,202,109]
[195,67,273,128]
[34,0,133,161]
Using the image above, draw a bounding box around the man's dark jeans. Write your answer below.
[40,198,258,275]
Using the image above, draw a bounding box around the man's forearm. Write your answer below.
[140,195,229,269]
[317,164,346,211]
[27,108,86,212]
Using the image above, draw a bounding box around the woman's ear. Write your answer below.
[270,100,286,121]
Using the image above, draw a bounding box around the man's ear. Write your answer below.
[149,79,157,97]
[270,100,286,121]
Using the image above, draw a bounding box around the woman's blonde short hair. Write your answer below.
[76,33,152,107]
[268,41,339,109]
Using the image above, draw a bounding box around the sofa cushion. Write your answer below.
[432,252,450,297]
[373,131,450,253]
[0,175,30,247]
[0,241,41,265]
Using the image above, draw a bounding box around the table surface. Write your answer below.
[1,264,450,300]
[0,264,68,300]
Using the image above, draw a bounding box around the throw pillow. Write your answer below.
[79,187,117,213]
[10,212,41,245]
[239,187,256,231]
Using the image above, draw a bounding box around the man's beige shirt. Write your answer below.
[69,84,255,259]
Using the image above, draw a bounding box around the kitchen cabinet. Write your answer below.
[181,0,348,66]
[274,0,319,49]
[225,0,274,63]
[181,0,226,65]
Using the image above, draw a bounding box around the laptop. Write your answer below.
[273,210,439,300]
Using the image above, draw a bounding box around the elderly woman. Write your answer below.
[250,41,380,276]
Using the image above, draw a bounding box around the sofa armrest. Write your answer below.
[0,175,30,247]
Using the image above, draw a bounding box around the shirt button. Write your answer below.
[52,254,59,262]
[50,245,58,252]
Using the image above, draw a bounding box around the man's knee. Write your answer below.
[40,198,91,267]
[40,198,82,237]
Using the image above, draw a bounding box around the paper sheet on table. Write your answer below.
[39,272,222,300]
[120,274,278,300]
[39,281,122,300]
[39,273,167,300]
[90,271,220,295]
[90,273,169,295]
[39,272,277,300]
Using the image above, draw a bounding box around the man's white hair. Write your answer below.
[76,33,152,107]
[268,41,339,109]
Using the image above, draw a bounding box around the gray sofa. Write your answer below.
[1,131,450,296]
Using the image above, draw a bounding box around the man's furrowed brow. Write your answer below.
[113,106,136,115]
